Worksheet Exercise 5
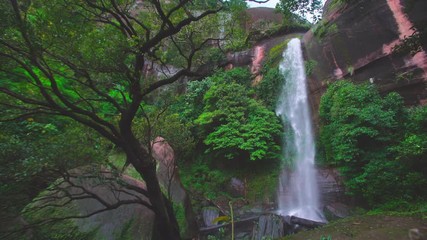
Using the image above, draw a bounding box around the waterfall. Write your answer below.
[276,38,324,222]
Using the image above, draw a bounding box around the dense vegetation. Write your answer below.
[0,0,291,237]
[319,81,427,207]
[181,68,282,161]
[1,0,426,239]
[174,67,284,202]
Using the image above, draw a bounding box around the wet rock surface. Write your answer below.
[304,0,427,127]
[324,202,352,220]
[202,207,220,227]
[252,214,286,240]
[227,178,246,198]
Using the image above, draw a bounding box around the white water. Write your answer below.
[276,38,324,222]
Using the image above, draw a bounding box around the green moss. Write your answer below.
[268,40,289,66]
[395,71,414,84]
[107,153,141,180]
[305,60,318,76]
[326,0,355,13]
[244,160,281,202]
[180,156,231,200]
[173,203,188,237]
[312,21,338,40]
[115,218,136,240]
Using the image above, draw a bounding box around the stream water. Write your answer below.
[276,38,325,222]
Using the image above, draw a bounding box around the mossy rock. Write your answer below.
[21,169,154,240]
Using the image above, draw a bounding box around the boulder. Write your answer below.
[202,207,220,227]
[227,177,246,198]
[324,202,351,220]
[251,214,285,240]
[316,168,346,207]
[23,167,155,240]
[22,137,198,239]
[153,137,199,238]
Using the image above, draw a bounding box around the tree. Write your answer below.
[188,69,282,161]
[319,81,404,179]
[0,0,229,238]
[276,0,322,24]
[0,0,324,237]
[318,81,427,206]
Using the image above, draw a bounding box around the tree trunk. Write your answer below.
[138,163,181,240]
[119,115,181,239]
[123,147,181,240]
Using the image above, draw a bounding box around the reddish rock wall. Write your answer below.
[303,0,427,127]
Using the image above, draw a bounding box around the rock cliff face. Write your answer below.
[303,0,427,127]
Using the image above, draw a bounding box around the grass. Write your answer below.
[281,213,427,240]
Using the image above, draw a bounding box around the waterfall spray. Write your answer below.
[276,38,324,222]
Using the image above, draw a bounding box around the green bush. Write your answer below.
[196,81,282,161]
[179,68,282,161]
[319,80,427,206]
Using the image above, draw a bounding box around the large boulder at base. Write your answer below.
[23,166,154,240]
[304,0,427,127]
[227,177,246,198]
[316,168,346,207]
[324,202,351,220]
[201,207,220,227]
[22,137,197,239]
[152,136,198,238]
[251,214,286,240]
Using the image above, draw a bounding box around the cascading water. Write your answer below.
[276,38,324,222]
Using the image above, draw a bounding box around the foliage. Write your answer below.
[180,158,230,199]
[173,203,188,237]
[180,151,281,203]
[312,21,338,40]
[133,104,196,162]
[0,118,108,229]
[276,0,323,24]
[178,68,282,161]
[305,60,318,76]
[319,80,427,206]
[319,81,402,175]
[0,0,243,237]
[207,227,226,240]
[368,200,427,215]
[264,39,290,67]
[350,158,426,205]
[394,106,427,177]
[392,29,424,56]
[221,0,250,51]
[244,160,281,201]
[256,67,285,109]
[195,79,282,161]
[179,78,215,125]
[394,0,427,56]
